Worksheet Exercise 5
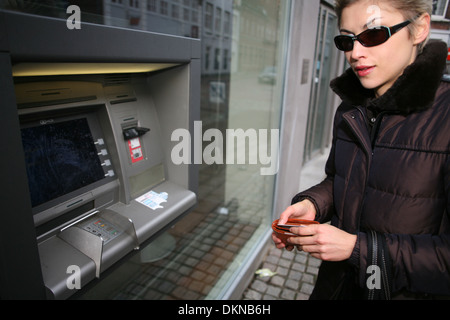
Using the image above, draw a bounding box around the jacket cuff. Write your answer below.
[290,194,320,222]
[348,232,366,269]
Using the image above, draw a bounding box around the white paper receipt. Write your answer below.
[136,190,168,210]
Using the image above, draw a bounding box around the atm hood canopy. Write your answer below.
[12,62,180,77]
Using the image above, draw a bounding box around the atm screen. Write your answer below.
[21,118,105,208]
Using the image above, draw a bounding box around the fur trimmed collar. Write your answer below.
[330,41,448,114]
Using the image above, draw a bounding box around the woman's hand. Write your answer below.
[278,199,317,224]
[272,200,317,251]
[288,224,357,262]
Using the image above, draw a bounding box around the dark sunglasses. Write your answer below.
[334,20,411,51]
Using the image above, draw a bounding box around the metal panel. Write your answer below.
[1,10,200,63]
[0,52,46,299]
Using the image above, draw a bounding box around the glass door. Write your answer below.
[304,5,339,162]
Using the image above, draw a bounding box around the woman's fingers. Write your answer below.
[286,224,357,261]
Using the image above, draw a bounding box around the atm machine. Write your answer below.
[0,10,200,299]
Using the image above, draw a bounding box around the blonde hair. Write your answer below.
[334,0,432,52]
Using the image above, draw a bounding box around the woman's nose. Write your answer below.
[350,40,368,60]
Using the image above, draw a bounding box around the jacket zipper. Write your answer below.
[369,111,387,149]
[343,107,373,233]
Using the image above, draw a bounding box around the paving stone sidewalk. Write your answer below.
[241,243,321,300]
[240,149,330,301]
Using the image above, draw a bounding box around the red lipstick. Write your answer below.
[355,65,375,77]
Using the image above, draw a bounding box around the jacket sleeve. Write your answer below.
[291,165,334,223]
[387,154,450,296]
[352,155,450,297]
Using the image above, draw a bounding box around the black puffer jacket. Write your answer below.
[293,41,450,299]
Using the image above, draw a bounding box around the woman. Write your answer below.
[273,0,450,299]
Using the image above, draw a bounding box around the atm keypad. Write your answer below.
[78,218,123,244]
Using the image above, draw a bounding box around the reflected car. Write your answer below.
[258,66,277,84]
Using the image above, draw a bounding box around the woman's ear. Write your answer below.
[413,13,431,45]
